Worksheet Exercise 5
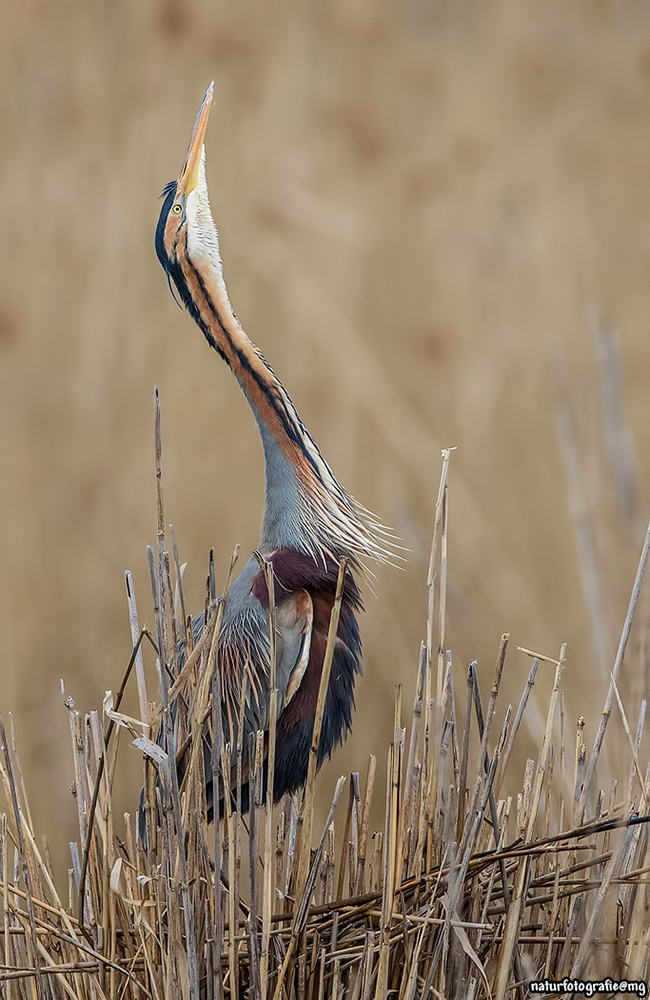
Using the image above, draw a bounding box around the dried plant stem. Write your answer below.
[78,625,157,931]
[375,697,404,1000]
[296,559,349,904]
[3,411,650,998]
[212,627,225,1000]
[436,476,449,707]
[495,657,539,799]
[460,634,508,861]
[356,755,376,895]
[260,555,277,1000]
[494,644,566,1000]
[273,777,346,1000]
[576,519,650,824]
[0,712,44,1000]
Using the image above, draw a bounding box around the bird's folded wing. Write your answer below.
[217,587,314,751]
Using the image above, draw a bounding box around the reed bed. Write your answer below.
[1,407,650,1000]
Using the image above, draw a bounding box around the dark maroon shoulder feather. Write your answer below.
[251,549,362,610]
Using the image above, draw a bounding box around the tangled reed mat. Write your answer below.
[1,420,650,1000]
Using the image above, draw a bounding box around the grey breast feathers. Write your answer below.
[216,556,314,750]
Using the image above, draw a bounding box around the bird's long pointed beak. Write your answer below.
[177,82,214,197]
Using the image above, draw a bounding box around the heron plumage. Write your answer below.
[157,147,393,570]
[188,549,362,817]
[152,84,392,819]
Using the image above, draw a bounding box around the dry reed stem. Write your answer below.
[0,712,44,1000]
[259,553,277,1000]
[495,657,539,799]
[296,559,349,906]
[356,756,376,896]
[273,777,346,1000]
[435,468,449,708]
[495,644,566,1000]
[2,424,650,999]
[460,634,508,863]
[577,518,650,825]
[78,625,158,933]
[212,625,225,1000]
[611,676,647,809]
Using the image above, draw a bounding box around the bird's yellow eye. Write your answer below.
[172,204,182,215]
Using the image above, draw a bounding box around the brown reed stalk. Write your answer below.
[460,634,509,862]
[576,519,650,825]
[0,711,44,1000]
[356,756,376,895]
[3,418,650,1000]
[212,622,225,1000]
[494,643,566,1000]
[273,777,346,1000]
[259,553,277,1000]
[296,559,349,910]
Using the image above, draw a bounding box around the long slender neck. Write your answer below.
[176,226,327,554]
[168,172,392,570]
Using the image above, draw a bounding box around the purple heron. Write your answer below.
[154,84,393,815]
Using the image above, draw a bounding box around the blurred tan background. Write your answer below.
[3,0,650,876]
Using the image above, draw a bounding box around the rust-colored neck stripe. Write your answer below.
[180,240,323,481]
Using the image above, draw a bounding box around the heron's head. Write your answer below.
[155,83,223,305]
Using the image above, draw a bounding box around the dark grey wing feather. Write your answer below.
[217,586,314,753]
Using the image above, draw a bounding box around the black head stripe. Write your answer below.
[155,181,178,270]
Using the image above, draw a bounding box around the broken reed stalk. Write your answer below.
[0,711,44,1000]
[212,623,225,1000]
[77,624,158,931]
[259,553,277,1000]
[125,571,150,737]
[2,432,650,999]
[273,776,346,1000]
[494,644,566,1000]
[296,558,349,905]
[576,518,650,825]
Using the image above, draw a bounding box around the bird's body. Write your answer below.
[155,84,392,813]
[188,549,362,815]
